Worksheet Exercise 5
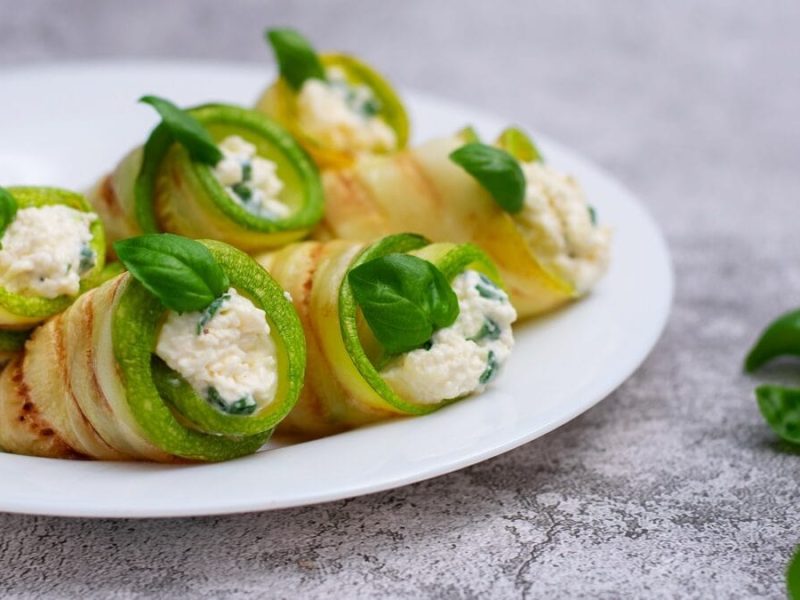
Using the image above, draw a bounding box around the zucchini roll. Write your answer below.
[256,233,516,438]
[0,235,305,462]
[256,29,409,168]
[316,128,611,319]
[0,186,106,344]
[88,96,323,255]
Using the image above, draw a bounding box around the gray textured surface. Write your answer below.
[1,1,799,598]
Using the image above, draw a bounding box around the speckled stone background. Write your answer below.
[1,1,799,598]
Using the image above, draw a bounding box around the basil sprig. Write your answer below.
[0,186,18,238]
[266,28,326,91]
[114,234,229,313]
[348,254,459,355]
[744,307,800,445]
[139,96,222,165]
[449,143,526,214]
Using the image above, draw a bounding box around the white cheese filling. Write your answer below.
[381,270,516,405]
[213,135,291,220]
[296,67,397,154]
[0,205,97,299]
[514,162,611,293]
[155,287,279,414]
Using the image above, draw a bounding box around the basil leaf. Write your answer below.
[789,546,800,600]
[449,143,526,214]
[139,96,222,165]
[744,308,800,372]
[348,254,459,355]
[114,234,229,313]
[496,126,543,163]
[755,385,800,445]
[0,186,18,238]
[266,28,326,91]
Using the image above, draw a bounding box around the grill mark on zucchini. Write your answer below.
[397,151,444,211]
[80,292,126,454]
[98,175,125,219]
[13,356,81,458]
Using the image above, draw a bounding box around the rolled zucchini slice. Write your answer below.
[256,233,516,438]
[0,186,106,330]
[316,127,611,319]
[87,100,323,254]
[0,239,306,462]
[256,29,409,168]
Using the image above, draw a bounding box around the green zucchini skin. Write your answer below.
[90,104,323,254]
[0,240,306,462]
[0,187,106,328]
[256,234,506,438]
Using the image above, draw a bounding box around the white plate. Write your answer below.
[0,62,672,518]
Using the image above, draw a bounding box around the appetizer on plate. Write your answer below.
[256,28,409,168]
[316,127,611,318]
[0,186,108,362]
[0,235,305,462]
[257,233,516,438]
[88,96,323,255]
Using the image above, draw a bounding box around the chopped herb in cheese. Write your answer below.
[296,67,397,153]
[155,287,278,414]
[213,135,291,220]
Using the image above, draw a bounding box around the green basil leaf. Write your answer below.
[139,96,222,165]
[449,143,526,214]
[755,385,800,445]
[348,254,459,355]
[744,308,800,372]
[0,186,18,238]
[789,546,800,600]
[266,28,326,91]
[114,234,229,313]
[496,126,543,163]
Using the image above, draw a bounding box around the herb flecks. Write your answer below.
[471,318,501,342]
[78,244,96,273]
[196,293,230,335]
[232,183,253,203]
[207,386,257,416]
[475,274,505,301]
[241,161,253,182]
[479,350,498,384]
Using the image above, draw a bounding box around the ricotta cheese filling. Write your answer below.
[155,287,279,415]
[296,67,397,153]
[514,162,611,293]
[381,270,516,405]
[0,205,97,299]
[213,135,291,220]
